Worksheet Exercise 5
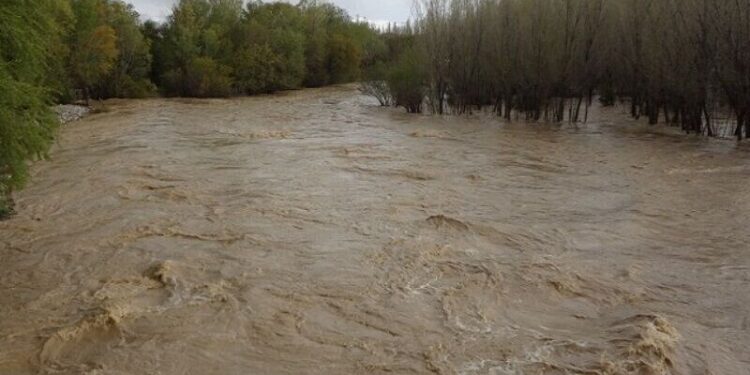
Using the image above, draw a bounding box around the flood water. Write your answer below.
[1,85,749,374]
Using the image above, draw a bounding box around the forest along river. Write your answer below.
[1,85,749,374]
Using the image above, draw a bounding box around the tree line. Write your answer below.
[148,0,379,97]
[362,0,750,140]
[0,0,379,217]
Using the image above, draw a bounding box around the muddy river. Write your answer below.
[1,86,749,374]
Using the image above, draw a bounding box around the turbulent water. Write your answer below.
[1,85,749,374]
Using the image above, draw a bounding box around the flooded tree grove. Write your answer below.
[364,0,750,139]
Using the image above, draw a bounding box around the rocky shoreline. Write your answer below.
[54,104,90,124]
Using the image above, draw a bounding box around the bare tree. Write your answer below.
[396,0,750,137]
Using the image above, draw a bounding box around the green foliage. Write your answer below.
[359,28,430,113]
[327,33,361,83]
[161,57,232,97]
[304,31,330,87]
[39,0,159,101]
[300,2,370,87]
[97,1,155,98]
[117,76,157,98]
[44,1,76,103]
[0,66,57,190]
[231,2,306,94]
[184,56,232,97]
[0,1,63,83]
[156,0,241,96]
[0,1,61,208]
[387,47,426,113]
[68,0,119,101]
[153,0,376,96]
[232,44,278,94]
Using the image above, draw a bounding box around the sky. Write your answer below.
[128,0,413,26]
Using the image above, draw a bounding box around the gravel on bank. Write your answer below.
[54,104,90,124]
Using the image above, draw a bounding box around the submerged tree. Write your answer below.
[362,0,750,138]
[387,46,427,113]
[359,62,393,106]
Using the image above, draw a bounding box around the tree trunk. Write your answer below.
[734,113,745,141]
[648,101,659,125]
[703,106,714,137]
[506,97,513,120]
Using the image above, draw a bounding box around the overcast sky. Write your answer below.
[128,0,413,25]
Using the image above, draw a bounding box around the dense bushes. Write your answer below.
[64,0,156,102]
[184,56,233,97]
[387,47,427,113]
[359,25,418,111]
[97,1,155,98]
[153,0,238,97]
[0,0,62,217]
[230,2,306,94]
[360,35,426,113]
[0,69,59,217]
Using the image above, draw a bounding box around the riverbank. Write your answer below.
[0,104,92,220]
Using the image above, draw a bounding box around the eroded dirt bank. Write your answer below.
[1,86,749,374]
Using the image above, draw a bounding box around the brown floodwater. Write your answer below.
[1,85,749,374]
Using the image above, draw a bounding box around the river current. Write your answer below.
[1,86,748,374]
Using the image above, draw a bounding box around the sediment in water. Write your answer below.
[0,86,747,374]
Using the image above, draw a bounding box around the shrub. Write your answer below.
[359,61,392,106]
[0,67,58,209]
[0,181,11,219]
[120,78,157,99]
[184,57,233,97]
[233,45,278,94]
[327,33,361,83]
[387,47,426,113]
[304,32,330,87]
